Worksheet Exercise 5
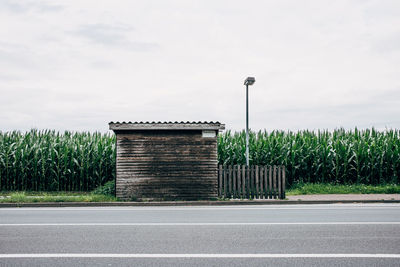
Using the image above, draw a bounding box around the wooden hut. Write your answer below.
[109,121,225,200]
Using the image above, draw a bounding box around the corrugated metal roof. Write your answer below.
[109,121,225,131]
[109,121,221,124]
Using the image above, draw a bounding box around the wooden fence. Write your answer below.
[218,165,286,199]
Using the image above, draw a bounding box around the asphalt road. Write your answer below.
[0,204,399,266]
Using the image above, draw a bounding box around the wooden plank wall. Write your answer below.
[116,130,218,200]
[218,165,286,199]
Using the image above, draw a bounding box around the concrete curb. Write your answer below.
[1,199,400,207]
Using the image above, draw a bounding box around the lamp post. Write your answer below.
[244,77,255,166]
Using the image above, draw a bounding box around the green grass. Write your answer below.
[287,183,400,195]
[91,180,115,196]
[1,183,399,202]
[0,182,117,203]
[0,191,92,196]
[0,191,117,203]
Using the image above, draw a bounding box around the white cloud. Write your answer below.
[72,23,159,51]
[0,0,63,13]
[0,0,399,133]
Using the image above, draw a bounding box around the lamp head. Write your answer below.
[244,77,255,86]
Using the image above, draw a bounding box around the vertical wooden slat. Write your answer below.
[218,165,222,197]
[218,164,286,200]
[264,166,268,199]
[223,165,227,198]
[264,166,267,199]
[228,165,232,198]
[273,165,277,199]
[248,166,253,198]
[233,165,236,198]
[282,165,286,199]
[255,165,259,199]
[246,165,250,199]
[262,166,266,199]
[259,166,263,199]
[268,166,273,199]
[269,165,272,199]
[237,165,241,199]
[263,166,267,199]
[244,165,247,199]
[278,166,282,199]
[242,165,246,199]
[262,166,265,199]
[251,168,256,199]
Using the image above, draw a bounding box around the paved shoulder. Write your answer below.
[287,194,400,201]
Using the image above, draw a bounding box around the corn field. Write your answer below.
[0,128,399,191]
[0,130,115,191]
[218,128,400,186]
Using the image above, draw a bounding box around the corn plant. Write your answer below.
[0,130,115,191]
[1,128,399,191]
[218,128,400,187]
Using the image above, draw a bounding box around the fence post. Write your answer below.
[228,165,232,198]
[278,166,282,199]
[237,165,241,198]
[246,165,250,199]
[218,165,222,197]
[273,165,277,199]
[259,166,264,199]
[250,166,254,199]
[223,165,227,198]
[268,166,272,199]
[264,166,268,199]
[233,165,236,198]
[282,165,286,199]
[242,165,246,199]
[255,165,259,199]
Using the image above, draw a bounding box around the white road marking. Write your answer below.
[0,222,399,226]
[0,253,399,258]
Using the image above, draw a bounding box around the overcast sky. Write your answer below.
[1,0,399,133]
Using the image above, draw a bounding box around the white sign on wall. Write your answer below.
[202,130,216,138]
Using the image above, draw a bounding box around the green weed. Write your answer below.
[287,183,400,195]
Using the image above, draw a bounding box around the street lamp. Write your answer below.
[244,77,255,166]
